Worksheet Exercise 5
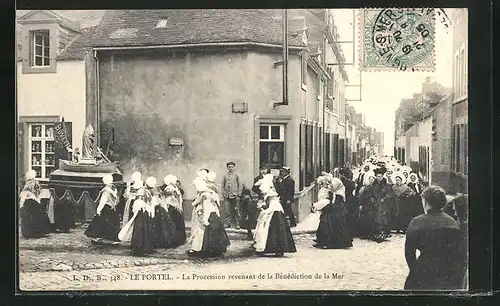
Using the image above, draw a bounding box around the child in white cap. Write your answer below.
[162,174,186,247]
[84,174,120,244]
[147,176,175,248]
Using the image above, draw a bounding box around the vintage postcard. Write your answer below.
[16,8,468,292]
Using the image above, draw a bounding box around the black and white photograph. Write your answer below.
[16,8,469,291]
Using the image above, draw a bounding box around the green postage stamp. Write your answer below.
[360,8,436,71]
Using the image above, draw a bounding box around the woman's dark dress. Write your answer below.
[315,195,353,249]
[131,210,155,256]
[261,211,297,254]
[20,199,52,238]
[84,205,121,241]
[392,186,415,232]
[167,206,187,247]
[341,178,358,238]
[407,183,425,219]
[151,205,175,248]
[53,197,75,232]
[358,186,376,238]
[200,212,230,257]
[404,211,464,290]
[371,178,394,241]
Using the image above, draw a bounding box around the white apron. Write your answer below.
[253,196,284,252]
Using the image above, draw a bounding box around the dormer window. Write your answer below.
[31,30,50,67]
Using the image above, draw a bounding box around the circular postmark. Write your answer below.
[365,9,435,71]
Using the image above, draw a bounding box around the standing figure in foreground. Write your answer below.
[19,170,52,238]
[371,168,395,242]
[358,174,376,239]
[391,172,415,234]
[339,168,358,239]
[404,186,464,290]
[222,161,242,229]
[84,174,121,244]
[188,171,230,258]
[313,176,352,249]
[253,174,296,257]
[277,167,297,228]
[162,174,187,247]
[118,180,155,256]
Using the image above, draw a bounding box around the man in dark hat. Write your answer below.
[370,167,395,242]
[222,161,242,229]
[277,166,297,227]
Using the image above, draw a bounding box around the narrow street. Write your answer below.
[19,233,408,291]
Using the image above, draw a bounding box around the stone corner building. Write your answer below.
[17,9,353,220]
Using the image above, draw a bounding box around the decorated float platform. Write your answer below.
[48,160,126,223]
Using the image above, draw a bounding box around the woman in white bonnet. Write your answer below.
[19,170,51,238]
[147,176,175,248]
[122,171,143,227]
[84,174,120,244]
[118,178,155,256]
[188,170,230,258]
[162,174,186,247]
[253,173,296,257]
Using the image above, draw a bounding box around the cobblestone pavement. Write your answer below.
[19,233,409,291]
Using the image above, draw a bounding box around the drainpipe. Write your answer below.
[274,9,289,107]
[93,50,100,147]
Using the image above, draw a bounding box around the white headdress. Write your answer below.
[254,173,278,199]
[163,174,178,186]
[146,177,157,188]
[196,168,209,180]
[193,177,208,193]
[408,172,419,183]
[392,171,407,184]
[102,174,113,185]
[25,169,36,180]
[330,177,346,199]
[131,171,142,182]
[132,180,144,189]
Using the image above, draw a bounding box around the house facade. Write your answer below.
[450,9,468,194]
[16,9,353,221]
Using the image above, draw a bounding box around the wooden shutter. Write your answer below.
[54,121,72,170]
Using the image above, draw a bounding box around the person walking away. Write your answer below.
[188,171,230,258]
[453,194,468,289]
[339,168,358,239]
[371,167,395,242]
[253,174,296,257]
[222,161,242,229]
[313,177,352,249]
[407,173,425,218]
[404,186,464,290]
[19,170,51,238]
[357,174,376,239]
[162,174,187,247]
[84,174,120,244]
[391,172,415,234]
[277,167,297,228]
[147,177,175,248]
[118,180,155,256]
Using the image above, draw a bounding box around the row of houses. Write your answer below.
[16,9,380,221]
[393,8,468,194]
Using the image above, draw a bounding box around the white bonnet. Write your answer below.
[163,174,178,185]
[25,169,36,180]
[146,177,157,188]
[102,174,113,185]
[131,171,142,182]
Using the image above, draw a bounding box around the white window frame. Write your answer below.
[31,30,50,68]
[28,123,56,180]
[259,124,285,142]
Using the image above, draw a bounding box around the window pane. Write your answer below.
[45,141,54,153]
[31,125,42,137]
[31,152,42,165]
[35,45,43,57]
[260,126,269,139]
[35,34,43,45]
[34,167,42,178]
[45,125,54,138]
[43,46,50,56]
[260,142,284,169]
[43,33,50,46]
[35,56,42,66]
[270,126,280,140]
[43,56,50,66]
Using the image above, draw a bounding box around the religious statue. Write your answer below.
[82,125,96,158]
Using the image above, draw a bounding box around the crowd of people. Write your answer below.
[18,154,468,290]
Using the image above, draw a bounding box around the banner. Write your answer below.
[53,118,72,169]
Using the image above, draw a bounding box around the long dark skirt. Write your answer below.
[200,212,230,257]
[344,196,359,238]
[262,211,297,254]
[84,206,120,241]
[394,197,414,231]
[53,200,75,232]
[131,211,154,256]
[358,208,375,238]
[151,206,175,248]
[409,195,425,219]
[167,206,187,247]
[316,205,353,249]
[20,199,51,239]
